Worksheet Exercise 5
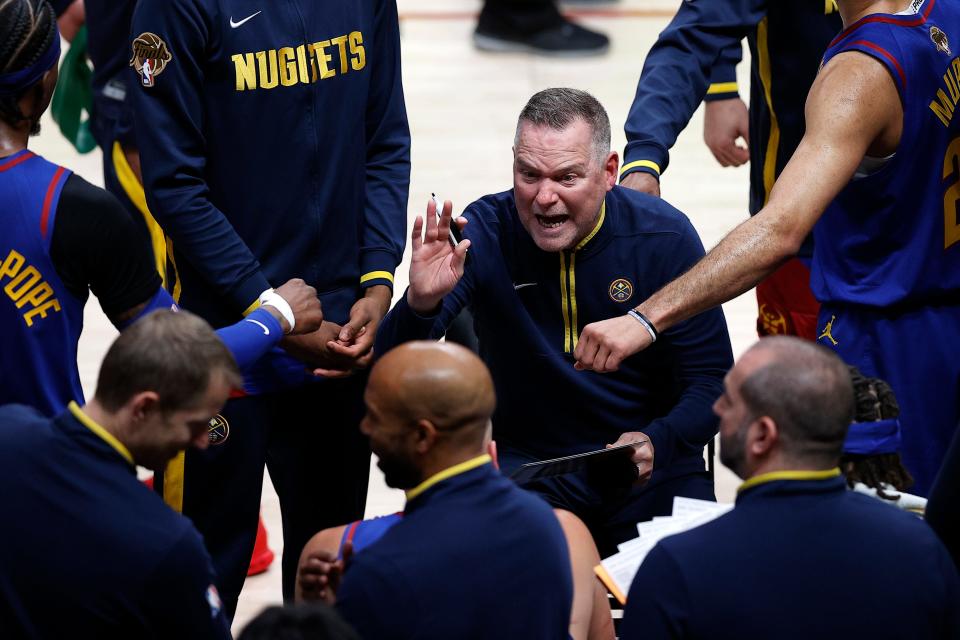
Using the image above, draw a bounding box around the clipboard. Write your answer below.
[509,442,643,486]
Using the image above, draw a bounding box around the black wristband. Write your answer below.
[627,309,659,342]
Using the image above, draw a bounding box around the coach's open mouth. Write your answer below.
[536,214,568,229]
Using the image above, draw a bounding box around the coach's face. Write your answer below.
[513,119,618,252]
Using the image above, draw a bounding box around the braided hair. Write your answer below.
[0,0,58,130]
[842,366,914,498]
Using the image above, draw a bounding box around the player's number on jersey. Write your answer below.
[943,137,960,250]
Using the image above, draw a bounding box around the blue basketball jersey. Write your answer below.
[338,512,402,558]
[812,0,960,306]
[0,151,85,415]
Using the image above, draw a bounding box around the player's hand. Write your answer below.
[269,278,323,334]
[574,314,652,373]
[57,0,85,42]
[704,98,750,167]
[281,322,355,377]
[297,540,353,605]
[608,432,654,485]
[407,198,470,314]
[326,285,392,367]
[619,171,661,197]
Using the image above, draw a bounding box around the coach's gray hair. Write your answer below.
[739,337,854,467]
[515,88,611,165]
[94,310,242,413]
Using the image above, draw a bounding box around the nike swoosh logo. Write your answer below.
[245,318,270,335]
[513,282,538,290]
[230,11,261,28]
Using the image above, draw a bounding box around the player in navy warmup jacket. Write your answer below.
[130,0,411,612]
[575,0,960,498]
[622,0,844,341]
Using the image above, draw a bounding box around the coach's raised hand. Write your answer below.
[406,198,471,314]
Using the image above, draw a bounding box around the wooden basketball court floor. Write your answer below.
[28,0,762,630]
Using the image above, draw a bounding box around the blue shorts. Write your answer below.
[816,302,960,495]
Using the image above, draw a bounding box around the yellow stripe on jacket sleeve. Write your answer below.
[620,160,661,177]
[243,298,261,316]
[360,270,395,285]
[706,81,739,95]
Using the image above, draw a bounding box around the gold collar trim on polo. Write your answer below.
[737,467,841,494]
[574,200,606,252]
[68,401,135,466]
[405,454,492,501]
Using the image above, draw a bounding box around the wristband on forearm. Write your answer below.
[627,309,658,343]
[258,289,295,334]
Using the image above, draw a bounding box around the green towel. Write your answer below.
[51,26,96,154]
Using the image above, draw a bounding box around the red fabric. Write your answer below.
[851,40,907,90]
[40,166,65,239]
[247,516,275,576]
[0,151,33,173]
[344,520,361,545]
[829,0,935,48]
[755,258,820,340]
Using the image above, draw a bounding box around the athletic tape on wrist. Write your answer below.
[627,309,658,343]
[258,289,295,334]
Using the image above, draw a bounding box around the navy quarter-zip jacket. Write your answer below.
[131,0,409,339]
[377,186,733,479]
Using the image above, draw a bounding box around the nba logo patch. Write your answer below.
[129,32,172,87]
[608,278,634,303]
[208,415,230,446]
[205,584,222,618]
[931,26,951,56]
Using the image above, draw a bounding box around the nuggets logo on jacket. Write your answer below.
[130,32,172,88]
[208,415,229,445]
[608,278,634,303]
[931,26,951,55]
